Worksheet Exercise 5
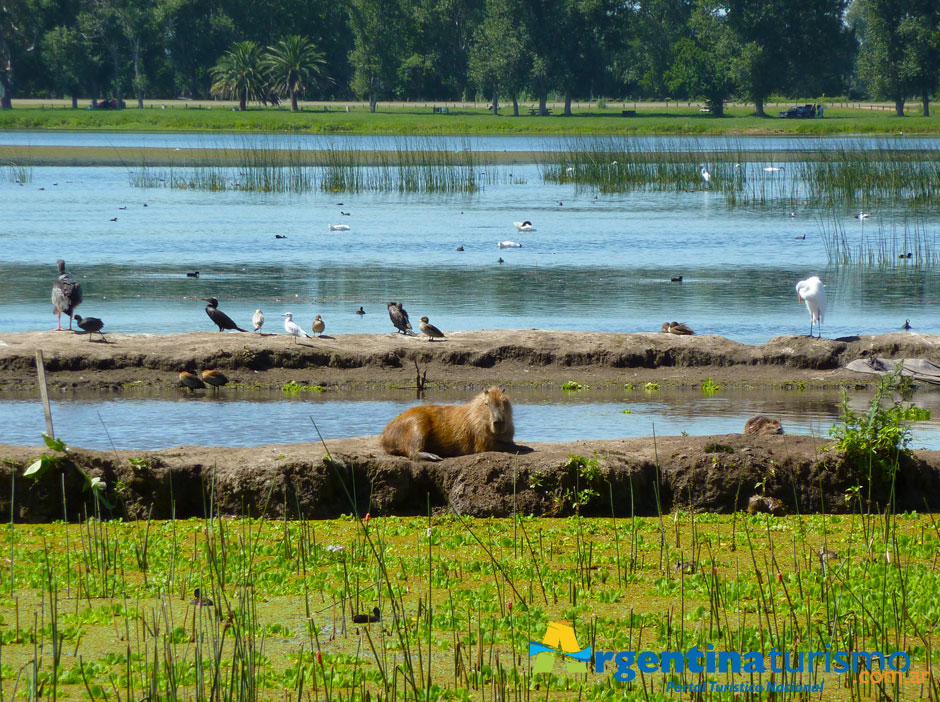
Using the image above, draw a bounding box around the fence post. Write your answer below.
[35,350,54,440]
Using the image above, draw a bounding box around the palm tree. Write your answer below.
[210,41,266,111]
[263,35,326,112]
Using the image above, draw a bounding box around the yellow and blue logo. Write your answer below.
[529,622,592,674]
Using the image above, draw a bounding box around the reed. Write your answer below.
[2,161,31,183]
[818,211,939,265]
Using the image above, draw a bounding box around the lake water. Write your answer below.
[1,159,938,341]
[4,386,940,450]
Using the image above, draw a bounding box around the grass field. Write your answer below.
[1,101,938,135]
[0,505,935,700]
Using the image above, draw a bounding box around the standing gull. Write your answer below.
[795,276,827,338]
[387,302,414,335]
[281,313,310,343]
[252,309,264,332]
[51,259,83,331]
[202,298,247,332]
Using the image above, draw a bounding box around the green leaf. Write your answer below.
[24,457,49,478]
[41,433,68,453]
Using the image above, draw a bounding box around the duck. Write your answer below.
[179,370,206,392]
[312,314,325,336]
[419,316,445,342]
[352,607,381,624]
[670,276,683,283]
[356,306,366,315]
[201,369,229,393]
[662,321,695,335]
[513,221,536,232]
[186,271,200,278]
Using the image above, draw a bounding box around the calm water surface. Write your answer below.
[4,387,940,450]
[2,160,938,342]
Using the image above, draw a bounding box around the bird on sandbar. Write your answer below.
[419,316,445,341]
[356,306,366,315]
[662,321,695,335]
[51,259,83,331]
[387,302,414,335]
[795,276,827,338]
[352,607,381,624]
[252,309,264,332]
[312,314,325,336]
[73,315,105,341]
[202,298,247,332]
[201,369,228,393]
[179,370,206,392]
[281,313,310,343]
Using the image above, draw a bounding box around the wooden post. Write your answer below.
[35,350,54,439]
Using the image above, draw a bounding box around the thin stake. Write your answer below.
[35,350,54,439]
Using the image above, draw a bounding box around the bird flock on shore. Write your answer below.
[48,258,899,394]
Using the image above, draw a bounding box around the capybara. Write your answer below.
[743,415,784,436]
[380,386,514,461]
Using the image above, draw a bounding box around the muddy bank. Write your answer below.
[1,330,936,392]
[1,433,937,521]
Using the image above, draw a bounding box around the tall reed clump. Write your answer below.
[3,161,32,183]
[818,211,938,265]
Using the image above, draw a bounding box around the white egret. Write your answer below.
[281,312,310,343]
[795,276,827,338]
[699,163,711,184]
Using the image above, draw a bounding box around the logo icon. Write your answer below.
[529,622,592,674]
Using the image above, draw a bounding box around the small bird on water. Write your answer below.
[253,309,264,332]
[356,306,366,315]
[387,302,414,335]
[73,315,105,341]
[312,314,325,336]
[281,312,310,343]
[419,316,445,341]
[202,298,247,332]
[201,369,228,393]
[186,271,199,278]
[179,370,206,392]
[352,607,381,624]
[52,259,83,331]
[903,319,912,330]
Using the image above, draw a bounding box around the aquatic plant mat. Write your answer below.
[0,487,937,700]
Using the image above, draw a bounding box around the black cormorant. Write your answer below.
[202,298,247,332]
[51,259,83,331]
[387,302,413,335]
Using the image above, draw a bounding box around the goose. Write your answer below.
[513,221,536,232]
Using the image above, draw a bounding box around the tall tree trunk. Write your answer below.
[369,94,377,112]
[71,95,78,108]
[110,45,122,105]
[754,96,765,117]
[923,92,930,117]
[291,90,298,112]
[512,95,518,116]
[239,88,246,111]
[538,94,547,116]
[0,39,13,109]
[490,87,498,115]
[563,90,572,116]
[134,39,144,109]
[708,99,724,117]
[895,98,905,116]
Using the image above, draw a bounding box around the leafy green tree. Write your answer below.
[210,40,266,110]
[626,0,691,99]
[469,0,529,114]
[160,0,237,98]
[896,2,940,116]
[348,0,403,111]
[666,0,738,115]
[40,26,99,107]
[0,0,53,108]
[263,35,325,111]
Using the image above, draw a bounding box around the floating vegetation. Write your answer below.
[818,212,939,266]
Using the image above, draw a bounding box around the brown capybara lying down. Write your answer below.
[380,387,514,461]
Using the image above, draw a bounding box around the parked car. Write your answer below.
[779,104,817,119]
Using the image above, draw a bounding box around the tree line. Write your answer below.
[2,0,938,116]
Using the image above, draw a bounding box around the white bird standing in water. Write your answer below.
[253,309,264,332]
[281,312,310,343]
[795,276,827,338]
[699,163,711,184]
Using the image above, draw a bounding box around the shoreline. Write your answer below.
[0,329,932,392]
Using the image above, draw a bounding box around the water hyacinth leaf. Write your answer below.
[23,457,48,478]
[42,432,68,453]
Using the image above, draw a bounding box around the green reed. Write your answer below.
[818,212,938,265]
[2,161,31,184]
